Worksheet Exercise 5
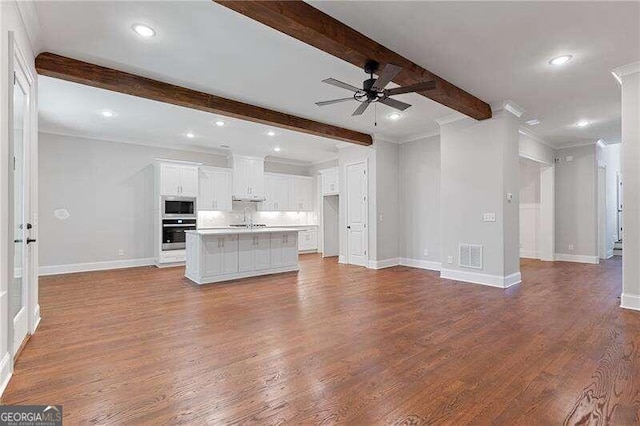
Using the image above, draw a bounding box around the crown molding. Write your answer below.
[518,128,555,150]
[612,61,640,85]
[434,112,468,126]
[373,136,399,144]
[554,140,598,150]
[264,156,313,167]
[491,100,526,118]
[399,130,441,144]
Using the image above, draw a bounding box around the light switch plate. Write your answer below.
[447,256,453,264]
[423,249,429,257]
[483,213,496,222]
[568,244,574,251]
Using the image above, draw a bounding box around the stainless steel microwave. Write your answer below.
[162,196,196,218]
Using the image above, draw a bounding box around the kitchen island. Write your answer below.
[185,228,299,284]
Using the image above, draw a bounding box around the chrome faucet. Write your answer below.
[243,207,254,229]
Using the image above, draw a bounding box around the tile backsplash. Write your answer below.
[198,201,317,228]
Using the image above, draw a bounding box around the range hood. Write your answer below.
[232,195,266,202]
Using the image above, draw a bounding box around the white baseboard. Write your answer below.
[368,258,400,269]
[519,250,539,259]
[0,352,12,398]
[440,268,522,288]
[621,293,640,311]
[32,304,41,334]
[399,258,442,272]
[338,255,346,264]
[39,257,156,276]
[554,253,600,264]
[606,249,614,259]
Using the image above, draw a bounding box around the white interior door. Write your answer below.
[346,162,368,267]
[11,62,30,355]
[598,166,607,259]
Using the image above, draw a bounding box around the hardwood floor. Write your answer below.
[2,255,639,424]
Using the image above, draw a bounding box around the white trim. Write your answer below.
[367,258,400,269]
[612,61,640,83]
[555,140,597,150]
[520,250,539,259]
[621,293,640,311]
[265,156,313,167]
[606,249,614,259]
[399,258,441,271]
[187,265,299,285]
[338,255,346,264]
[373,136,398,145]
[519,128,556,154]
[398,130,440,144]
[492,100,526,118]
[39,257,156,276]
[435,112,468,126]
[0,352,12,398]
[440,268,522,288]
[32,304,41,333]
[554,253,600,264]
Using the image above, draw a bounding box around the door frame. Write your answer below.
[597,163,608,259]
[344,160,369,266]
[7,33,36,360]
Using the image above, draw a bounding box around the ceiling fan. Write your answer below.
[315,60,436,116]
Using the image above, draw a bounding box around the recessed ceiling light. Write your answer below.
[525,119,540,126]
[549,55,572,66]
[215,120,225,127]
[132,23,156,38]
[273,147,281,152]
[575,120,590,127]
[101,110,114,118]
[388,112,402,120]
[186,132,195,138]
[266,130,276,137]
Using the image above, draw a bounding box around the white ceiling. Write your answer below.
[39,76,341,163]
[311,1,639,146]
[34,0,639,153]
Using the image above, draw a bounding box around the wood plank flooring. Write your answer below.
[2,255,639,424]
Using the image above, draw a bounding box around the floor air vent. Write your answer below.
[459,244,483,269]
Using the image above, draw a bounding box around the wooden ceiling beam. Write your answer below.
[215,0,492,121]
[35,52,373,146]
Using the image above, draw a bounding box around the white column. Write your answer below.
[438,101,523,288]
[539,164,555,261]
[613,62,640,311]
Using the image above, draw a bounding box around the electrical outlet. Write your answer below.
[566,156,574,162]
[423,249,429,257]
[447,256,453,264]
[379,214,384,222]
[118,249,125,256]
[568,244,574,251]
[483,213,496,222]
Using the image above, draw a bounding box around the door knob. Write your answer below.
[14,239,23,243]
[27,238,36,244]
[347,226,351,229]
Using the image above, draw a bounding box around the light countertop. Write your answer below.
[186,228,302,236]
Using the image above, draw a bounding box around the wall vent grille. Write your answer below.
[459,244,483,269]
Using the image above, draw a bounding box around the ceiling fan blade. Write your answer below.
[380,97,412,111]
[372,63,403,90]
[322,78,361,93]
[315,97,355,106]
[386,81,436,96]
[352,101,371,116]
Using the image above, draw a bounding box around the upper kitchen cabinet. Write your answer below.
[158,161,199,197]
[321,167,339,195]
[230,155,265,201]
[261,174,290,211]
[199,167,233,211]
[289,176,314,211]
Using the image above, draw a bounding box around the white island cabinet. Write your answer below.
[185,229,299,285]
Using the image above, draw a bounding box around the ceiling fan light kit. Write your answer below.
[316,60,436,117]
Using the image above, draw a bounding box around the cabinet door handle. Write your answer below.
[217,238,221,248]
[221,238,224,248]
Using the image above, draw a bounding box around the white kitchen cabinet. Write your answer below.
[159,162,199,197]
[321,168,339,195]
[271,232,298,268]
[231,156,264,200]
[239,234,271,272]
[289,177,314,211]
[199,167,232,211]
[202,234,238,276]
[261,174,290,211]
[299,228,318,252]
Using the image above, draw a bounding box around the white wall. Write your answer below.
[520,159,540,258]
[601,143,621,257]
[615,64,640,310]
[338,144,376,262]
[1,0,39,396]
[38,132,315,270]
[519,130,555,165]
[554,144,598,262]
[439,109,521,286]
[398,135,440,264]
[374,140,399,262]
